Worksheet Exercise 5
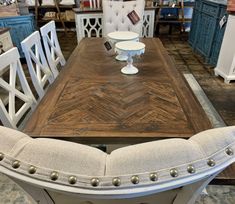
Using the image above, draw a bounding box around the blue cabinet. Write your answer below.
[189,0,227,66]
[0,15,35,57]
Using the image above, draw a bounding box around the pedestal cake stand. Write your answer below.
[107,31,139,61]
[115,41,145,75]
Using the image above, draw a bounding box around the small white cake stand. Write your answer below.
[115,41,145,75]
[107,31,139,61]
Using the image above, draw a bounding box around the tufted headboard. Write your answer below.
[102,0,145,37]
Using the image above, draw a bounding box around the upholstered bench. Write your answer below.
[0,126,235,204]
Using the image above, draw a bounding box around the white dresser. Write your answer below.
[0,28,13,54]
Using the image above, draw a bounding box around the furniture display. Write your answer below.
[108,31,139,61]
[40,20,66,78]
[189,0,227,66]
[0,48,36,129]
[115,41,145,74]
[215,14,235,83]
[156,0,195,33]
[0,14,35,58]
[1,126,235,203]
[73,7,156,43]
[28,0,76,31]
[23,38,212,143]
[21,31,54,100]
[0,28,13,54]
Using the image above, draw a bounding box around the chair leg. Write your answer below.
[11,178,55,204]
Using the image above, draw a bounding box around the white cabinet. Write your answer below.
[215,15,235,84]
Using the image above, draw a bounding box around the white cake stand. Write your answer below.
[107,31,139,61]
[115,41,145,75]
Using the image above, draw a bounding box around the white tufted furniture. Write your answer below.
[0,126,235,203]
[103,0,145,37]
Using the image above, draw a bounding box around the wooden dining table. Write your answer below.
[23,37,212,144]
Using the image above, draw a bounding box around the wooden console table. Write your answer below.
[73,7,156,43]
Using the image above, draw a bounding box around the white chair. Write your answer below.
[21,31,54,100]
[0,126,235,203]
[0,48,37,129]
[40,21,66,78]
[103,0,145,37]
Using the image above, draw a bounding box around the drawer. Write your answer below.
[0,31,13,53]
[201,3,219,16]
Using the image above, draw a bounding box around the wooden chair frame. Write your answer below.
[40,21,66,78]
[21,31,54,100]
[0,48,36,129]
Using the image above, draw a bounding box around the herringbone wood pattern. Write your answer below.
[23,38,212,143]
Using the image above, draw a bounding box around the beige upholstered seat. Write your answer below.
[0,126,235,203]
[103,0,145,37]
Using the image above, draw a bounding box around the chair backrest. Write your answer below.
[89,0,101,8]
[21,31,54,100]
[40,21,66,78]
[0,48,37,129]
[0,126,235,203]
[103,0,145,36]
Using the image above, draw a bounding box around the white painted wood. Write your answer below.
[21,31,54,100]
[40,21,66,78]
[0,48,37,129]
[75,9,155,44]
[12,178,54,204]
[215,14,235,83]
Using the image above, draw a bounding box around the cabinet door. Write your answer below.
[195,13,217,57]
[188,9,199,46]
[5,17,34,57]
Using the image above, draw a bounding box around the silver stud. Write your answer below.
[207,159,216,167]
[28,165,37,174]
[131,175,139,184]
[225,148,233,156]
[149,172,158,181]
[50,171,59,181]
[68,176,77,185]
[12,160,20,169]
[0,153,4,161]
[170,168,178,177]
[187,165,196,174]
[91,178,99,187]
[112,177,121,187]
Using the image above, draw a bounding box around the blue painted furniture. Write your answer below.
[0,14,35,58]
[189,0,227,66]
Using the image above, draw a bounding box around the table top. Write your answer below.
[108,31,139,41]
[23,38,212,144]
[116,41,145,51]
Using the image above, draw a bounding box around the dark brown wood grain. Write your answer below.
[23,38,212,143]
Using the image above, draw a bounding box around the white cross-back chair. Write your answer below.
[0,48,37,130]
[40,21,66,78]
[21,31,54,100]
[103,0,145,36]
[1,126,235,204]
